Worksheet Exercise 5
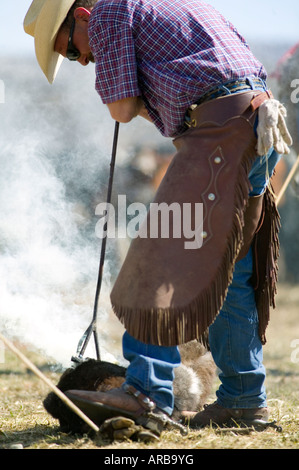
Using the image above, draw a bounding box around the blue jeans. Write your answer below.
[122,147,281,415]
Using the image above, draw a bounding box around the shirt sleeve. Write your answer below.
[91,21,141,104]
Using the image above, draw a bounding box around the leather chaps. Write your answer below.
[110,91,280,346]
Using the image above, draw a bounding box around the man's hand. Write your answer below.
[107,97,152,123]
[99,416,160,442]
[256,99,293,156]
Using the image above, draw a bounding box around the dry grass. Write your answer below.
[1,283,299,450]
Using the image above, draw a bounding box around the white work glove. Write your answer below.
[256,99,293,156]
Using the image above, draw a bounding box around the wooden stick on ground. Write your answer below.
[0,332,100,433]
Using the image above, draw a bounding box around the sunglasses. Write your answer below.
[66,19,81,61]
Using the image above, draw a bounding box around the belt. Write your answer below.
[194,77,266,107]
[184,78,273,129]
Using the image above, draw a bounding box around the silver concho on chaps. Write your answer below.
[111,90,280,347]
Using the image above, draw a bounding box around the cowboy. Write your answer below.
[24,0,292,439]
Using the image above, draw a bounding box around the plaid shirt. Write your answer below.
[89,0,267,137]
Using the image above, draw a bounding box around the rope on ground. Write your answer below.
[0,332,100,433]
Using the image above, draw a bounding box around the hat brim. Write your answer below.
[24,0,76,83]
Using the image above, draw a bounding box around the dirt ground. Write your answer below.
[0,283,299,452]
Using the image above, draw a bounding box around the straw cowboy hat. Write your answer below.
[24,0,76,83]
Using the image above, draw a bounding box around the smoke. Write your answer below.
[0,57,126,367]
